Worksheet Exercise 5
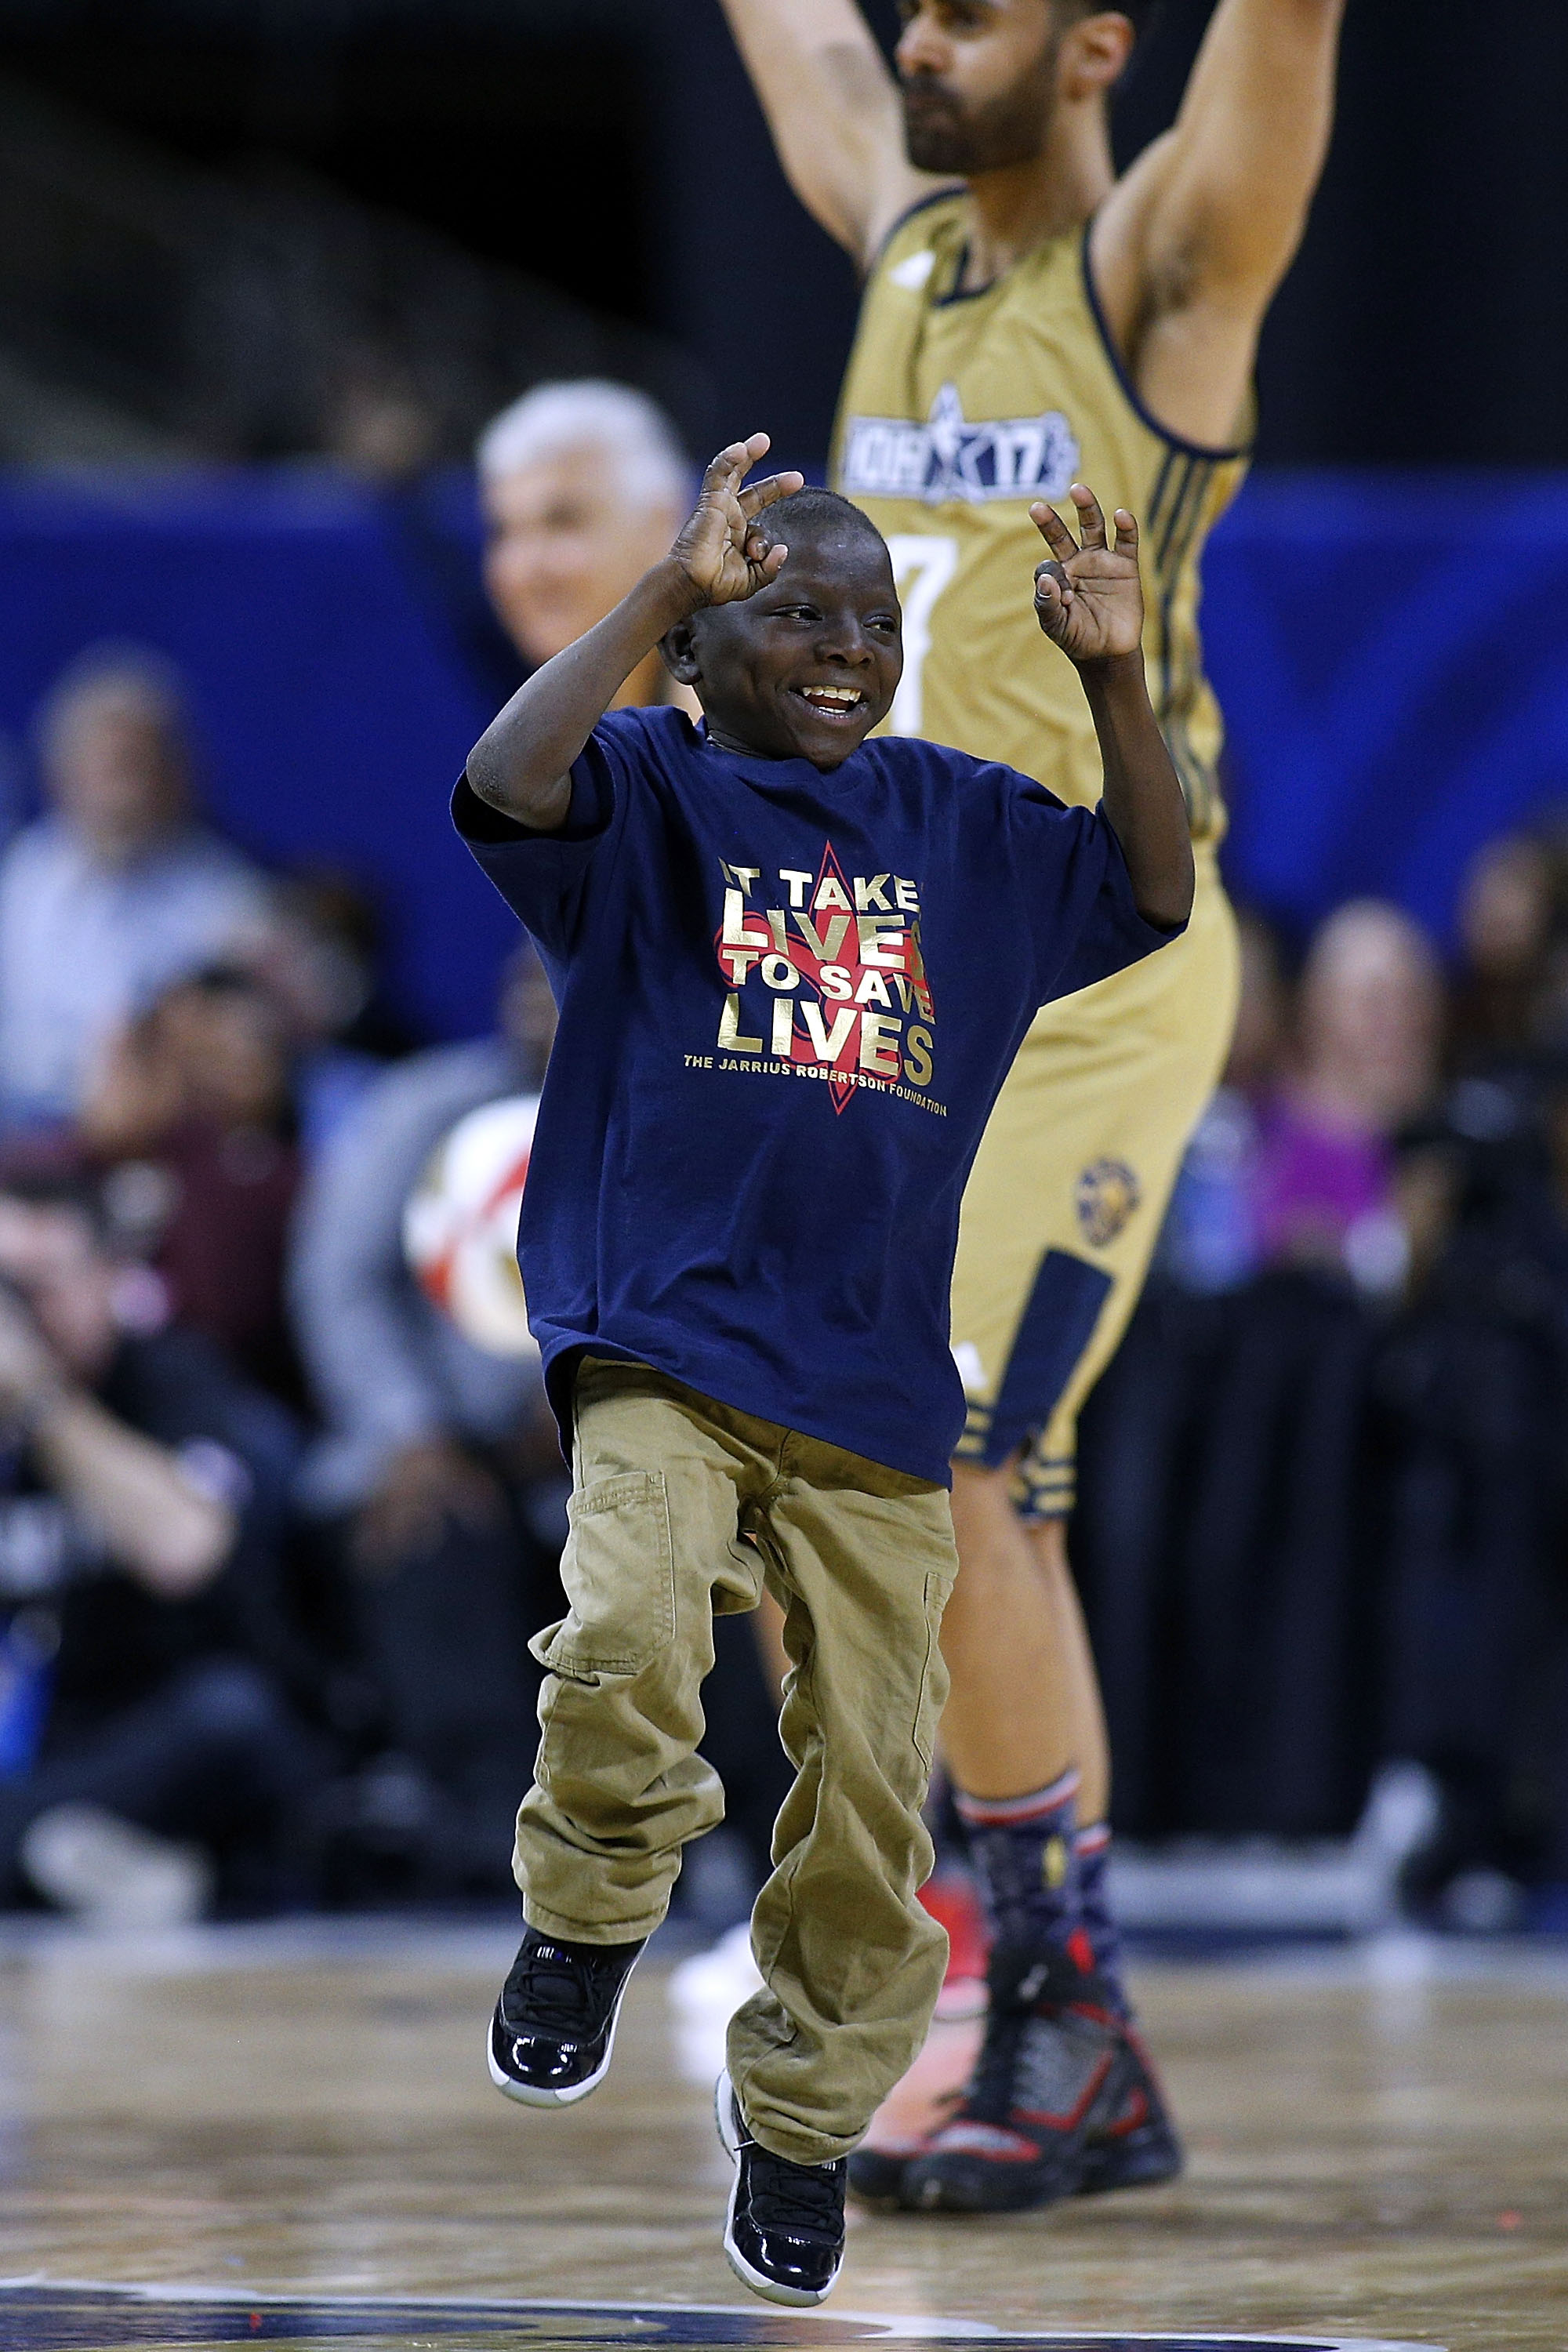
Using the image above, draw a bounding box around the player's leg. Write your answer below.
[1027,1514,1118,1985]
[720,1447,956,2299]
[490,1358,768,2107]
[887,858,1240,2212]
[848,1466,1111,2201]
[939,1461,1106,1809]
[1012,964,1234,1986]
[1027,1512,1111,1817]
[851,1022,1138,2205]
[967,1238,1213,2195]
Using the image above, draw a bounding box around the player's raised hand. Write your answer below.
[670,434,805,607]
[1030,485,1145,666]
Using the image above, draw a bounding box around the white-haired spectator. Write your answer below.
[477,379,695,713]
[0,648,270,1130]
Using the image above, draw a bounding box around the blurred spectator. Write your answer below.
[0,649,271,1129]
[291,947,554,1525]
[478,379,696,713]
[1372,1060,1568,1929]
[1083,905,1443,1838]
[1367,902,1568,1929]
[1080,851,1568,1908]
[1450,833,1558,1068]
[252,870,419,1160]
[81,964,304,1408]
[1254,900,1443,1295]
[1160,908,1291,1294]
[0,1172,320,1923]
[1446,820,1568,1074]
[286,949,562,1891]
[1228,909,1294,1098]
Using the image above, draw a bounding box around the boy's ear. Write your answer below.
[660,619,702,688]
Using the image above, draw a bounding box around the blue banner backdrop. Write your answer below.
[1207,472,1568,948]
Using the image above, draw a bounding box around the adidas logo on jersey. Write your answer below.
[840,381,1080,506]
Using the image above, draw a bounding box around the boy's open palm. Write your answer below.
[1031,485,1145,666]
[671,434,805,608]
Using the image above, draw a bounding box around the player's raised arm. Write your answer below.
[1094,0,1348,452]
[466,435,803,829]
[1031,487,1193,935]
[717,0,934,266]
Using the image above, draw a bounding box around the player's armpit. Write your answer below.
[1091,0,1346,448]
[717,0,934,265]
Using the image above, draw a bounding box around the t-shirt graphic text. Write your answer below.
[708,842,939,1115]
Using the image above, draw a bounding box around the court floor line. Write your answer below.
[0,2278,1446,2352]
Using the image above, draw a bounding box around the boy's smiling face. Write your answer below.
[663,512,903,771]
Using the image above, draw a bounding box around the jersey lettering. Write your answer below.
[840,382,1080,506]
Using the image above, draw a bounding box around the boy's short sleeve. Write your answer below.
[1010,780,1187,1007]
[452,728,625,956]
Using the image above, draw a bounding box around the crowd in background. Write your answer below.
[0,380,788,1933]
[0,377,1563,1939]
[1076,838,1568,1932]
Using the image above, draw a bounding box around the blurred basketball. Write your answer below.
[402,1094,539,1358]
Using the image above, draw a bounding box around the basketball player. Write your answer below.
[720,0,1348,2212]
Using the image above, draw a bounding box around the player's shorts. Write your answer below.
[950,845,1239,1518]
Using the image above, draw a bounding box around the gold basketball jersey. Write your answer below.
[833,194,1250,841]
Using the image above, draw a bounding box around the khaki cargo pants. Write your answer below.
[515,1356,957,2167]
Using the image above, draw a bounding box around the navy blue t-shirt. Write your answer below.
[455,704,1178,1485]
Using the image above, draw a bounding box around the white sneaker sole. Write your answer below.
[486,1949,640,2110]
[714,2067,842,2309]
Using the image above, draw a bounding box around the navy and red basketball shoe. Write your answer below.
[897,1935,1181,2212]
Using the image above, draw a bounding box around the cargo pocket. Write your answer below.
[532,1469,676,1682]
[911,1566,953,1775]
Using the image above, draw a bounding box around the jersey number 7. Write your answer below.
[886,534,960,739]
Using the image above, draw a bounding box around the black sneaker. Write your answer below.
[487,1926,644,2108]
[1074,2015,1184,2195]
[899,1940,1125,2212]
[715,2067,846,2307]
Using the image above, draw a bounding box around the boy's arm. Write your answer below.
[466,566,702,831]
[1075,655,1193,934]
[716,0,933,267]
[1031,487,1193,934]
[466,434,803,831]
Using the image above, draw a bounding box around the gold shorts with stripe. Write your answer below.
[950,847,1239,1517]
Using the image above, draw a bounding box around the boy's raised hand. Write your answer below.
[671,434,805,608]
[1030,485,1145,666]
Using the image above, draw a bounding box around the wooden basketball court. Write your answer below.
[0,1922,1562,2351]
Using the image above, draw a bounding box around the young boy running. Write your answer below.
[455,433,1191,2307]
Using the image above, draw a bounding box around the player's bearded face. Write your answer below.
[897,2,1063,177]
